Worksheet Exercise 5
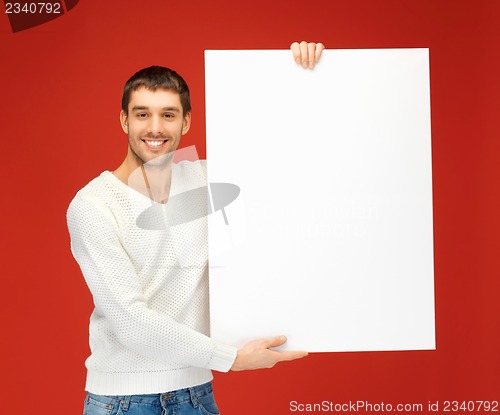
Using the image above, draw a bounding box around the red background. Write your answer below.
[1,1,499,414]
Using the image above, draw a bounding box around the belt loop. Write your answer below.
[120,395,131,411]
[189,387,199,408]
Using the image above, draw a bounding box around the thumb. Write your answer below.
[265,335,288,349]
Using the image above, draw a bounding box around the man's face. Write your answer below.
[120,87,191,165]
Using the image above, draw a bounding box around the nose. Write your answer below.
[147,115,163,137]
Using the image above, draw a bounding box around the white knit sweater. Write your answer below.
[67,161,237,395]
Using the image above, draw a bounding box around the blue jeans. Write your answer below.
[82,382,220,415]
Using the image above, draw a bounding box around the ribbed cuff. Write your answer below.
[208,342,237,372]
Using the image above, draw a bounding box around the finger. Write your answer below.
[263,335,288,349]
[308,42,316,68]
[315,42,325,62]
[273,350,309,363]
[299,41,309,68]
[290,42,301,64]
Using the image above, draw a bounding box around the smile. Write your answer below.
[143,139,168,149]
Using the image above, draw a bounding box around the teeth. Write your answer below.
[146,140,163,146]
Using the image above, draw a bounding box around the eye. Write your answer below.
[163,113,174,119]
[137,113,148,118]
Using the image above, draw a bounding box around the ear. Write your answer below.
[182,112,191,135]
[120,110,129,134]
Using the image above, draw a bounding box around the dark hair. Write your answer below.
[121,66,191,115]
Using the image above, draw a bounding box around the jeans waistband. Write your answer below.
[86,381,214,409]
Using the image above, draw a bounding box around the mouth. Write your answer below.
[142,138,169,150]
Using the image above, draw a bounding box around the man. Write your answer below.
[68,42,324,415]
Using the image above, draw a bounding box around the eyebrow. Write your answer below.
[131,106,181,112]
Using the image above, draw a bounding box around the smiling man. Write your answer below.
[119,72,191,164]
[67,42,324,415]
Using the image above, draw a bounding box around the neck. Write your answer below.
[113,149,173,204]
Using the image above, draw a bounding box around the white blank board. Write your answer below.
[205,49,435,352]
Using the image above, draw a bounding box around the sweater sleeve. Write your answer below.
[67,193,237,372]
